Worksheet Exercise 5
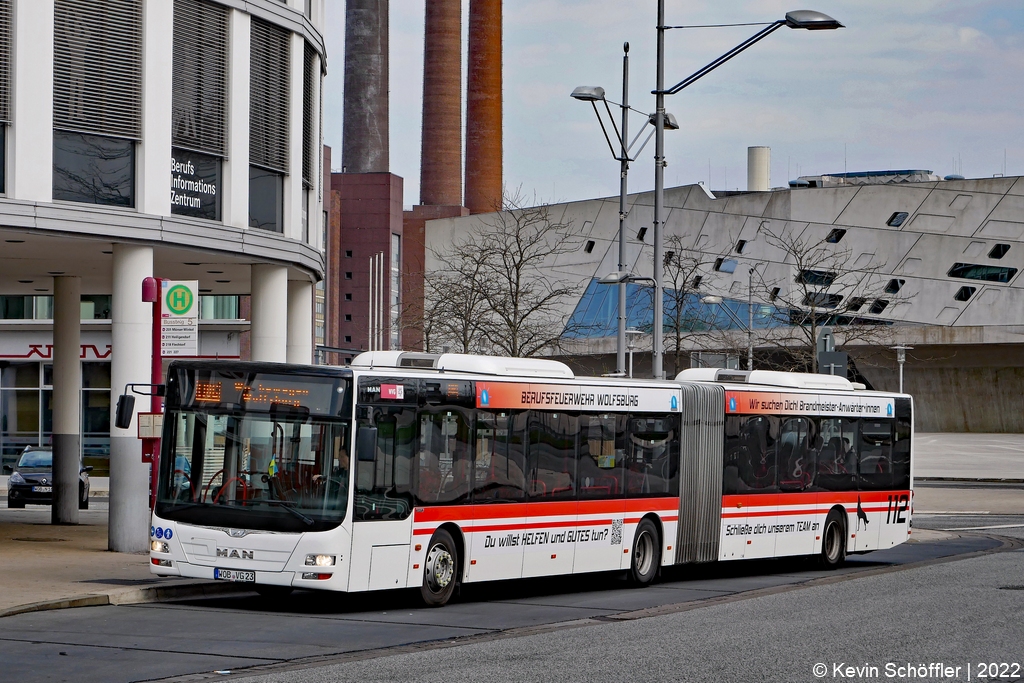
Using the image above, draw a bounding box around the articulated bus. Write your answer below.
[146,352,912,606]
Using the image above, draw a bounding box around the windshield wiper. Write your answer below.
[243,499,315,526]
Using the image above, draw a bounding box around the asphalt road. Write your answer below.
[0,528,1009,683]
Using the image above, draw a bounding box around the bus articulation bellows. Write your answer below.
[145,352,912,606]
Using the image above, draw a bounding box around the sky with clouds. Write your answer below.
[323,1,1024,207]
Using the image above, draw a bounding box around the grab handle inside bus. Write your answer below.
[356,426,377,462]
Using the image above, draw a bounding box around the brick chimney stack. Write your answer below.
[464,0,502,214]
[419,0,463,206]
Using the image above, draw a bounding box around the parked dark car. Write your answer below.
[3,446,91,509]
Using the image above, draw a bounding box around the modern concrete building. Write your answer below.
[424,172,1024,433]
[0,0,327,549]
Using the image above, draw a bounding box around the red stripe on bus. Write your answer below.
[721,504,896,519]
[413,497,679,523]
[413,510,679,536]
[721,491,910,508]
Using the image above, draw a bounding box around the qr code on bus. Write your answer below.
[610,519,623,545]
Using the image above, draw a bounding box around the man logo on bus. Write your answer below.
[480,389,489,406]
[728,396,737,412]
[165,285,193,315]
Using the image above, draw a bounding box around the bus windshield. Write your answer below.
[156,408,351,532]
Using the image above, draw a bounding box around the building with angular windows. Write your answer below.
[425,173,1024,433]
[0,0,327,550]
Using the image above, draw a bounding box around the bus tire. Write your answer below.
[629,518,660,586]
[255,585,293,599]
[420,529,458,607]
[820,510,847,569]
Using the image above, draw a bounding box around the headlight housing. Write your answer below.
[305,554,335,567]
[9,471,25,485]
[151,541,169,553]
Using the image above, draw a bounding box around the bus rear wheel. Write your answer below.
[820,510,847,569]
[629,518,660,586]
[420,529,458,607]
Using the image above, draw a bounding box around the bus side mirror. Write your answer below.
[115,394,136,430]
[2,464,11,473]
[356,427,377,462]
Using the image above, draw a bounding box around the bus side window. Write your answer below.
[417,410,472,504]
[778,417,814,492]
[526,412,577,500]
[815,417,857,492]
[892,399,912,490]
[736,416,777,492]
[473,411,526,502]
[858,419,894,490]
[578,414,625,499]
[723,416,744,495]
[354,408,415,521]
[625,415,678,497]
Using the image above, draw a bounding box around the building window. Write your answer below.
[886,212,909,227]
[345,272,352,279]
[636,227,647,242]
[953,286,975,302]
[390,233,401,349]
[302,42,315,189]
[825,229,846,243]
[803,292,843,309]
[53,0,142,207]
[769,287,780,302]
[947,262,1018,284]
[199,295,239,319]
[885,279,905,294]
[249,16,289,231]
[797,270,837,286]
[344,335,351,343]
[989,244,1010,260]
[847,297,867,312]
[714,258,737,273]
[345,250,353,258]
[0,0,9,194]
[345,293,352,301]
[345,314,352,322]
[869,299,889,314]
[248,166,283,231]
[171,0,227,220]
[691,276,702,289]
[735,239,746,253]
[53,131,135,206]
[584,240,595,254]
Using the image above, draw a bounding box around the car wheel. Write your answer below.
[629,518,661,586]
[820,509,847,569]
[420,529,458,607]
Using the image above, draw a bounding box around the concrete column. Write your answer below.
[283,32,305,241]
[138,0,173,216]
[109,244,153,553]
[10,0,54,202]
[51,277,81,525]
[342,0,388,173]
[251,264,288,361]
[465,0,503,214]
[223,10,251,228]
[287,279,314,364]
[419,0,462,206]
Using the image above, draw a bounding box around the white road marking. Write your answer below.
[914,511,990,515]
[939,523,1024,531]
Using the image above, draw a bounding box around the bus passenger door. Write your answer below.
[522,412,577,578]
[776,417,815,557]
[466,411,525,582]
[575,414,626,573]
[723,415,777,560]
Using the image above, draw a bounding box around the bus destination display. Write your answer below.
[185,371,341,414]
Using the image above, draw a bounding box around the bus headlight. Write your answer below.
[151,541,169,553]
[305,554,335,567]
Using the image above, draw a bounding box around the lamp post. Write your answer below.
[891,344,913,393]
[572,48,678,377]
[651,6,843,378]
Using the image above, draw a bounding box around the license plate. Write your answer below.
[32,486,52,493]
[214,568,255,583]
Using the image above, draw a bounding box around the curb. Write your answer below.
[0,580,251,620]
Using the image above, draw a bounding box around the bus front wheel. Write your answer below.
[629,518,660,586]
[420,529,458,607]
[820,510,847,569]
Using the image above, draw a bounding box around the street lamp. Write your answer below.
[650,6,843,378]
[625,328,645,378]
[891,344,913,393]
[700,263,763,370]
[571,43,677,378]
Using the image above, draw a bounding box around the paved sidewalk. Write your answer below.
[915,432,1024,479]
[0,500,242,618]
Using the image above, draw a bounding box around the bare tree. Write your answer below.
[660,235,728,377]
[427,191,586,357]
[755,223,912,373]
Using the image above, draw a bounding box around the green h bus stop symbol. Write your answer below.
[165,284,194,315]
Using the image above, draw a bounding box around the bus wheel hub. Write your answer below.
[425,544,454,591]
